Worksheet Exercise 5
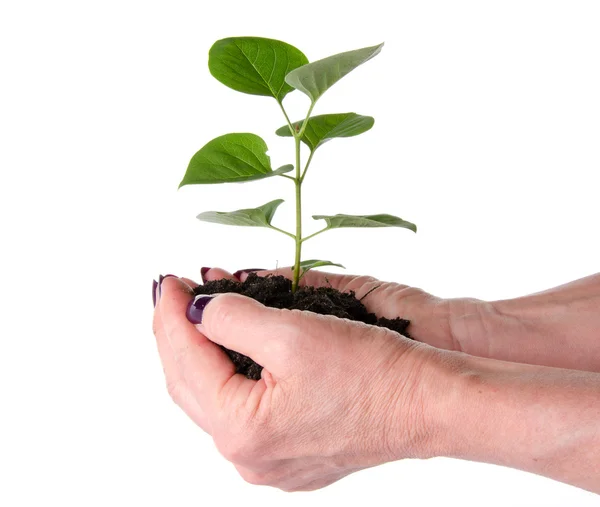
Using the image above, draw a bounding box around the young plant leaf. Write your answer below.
[197,199,284,227]
[180,133,293,187]
[313,214,417,233]
[209,37,309,102]
[285,43,383,104]
[299,259,345,277]
[275,113,374,152]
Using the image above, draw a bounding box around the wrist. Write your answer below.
[445,297,498,357]
[385,343,469,461]
[417,348,475,460]
[421,352,496,461]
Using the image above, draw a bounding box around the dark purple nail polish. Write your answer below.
[200,267,211,283]
[186,295,215,324]
[152,280,158,307]
[233,268,265,280]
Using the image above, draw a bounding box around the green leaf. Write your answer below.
[209,37,309,102]
[299,259,345,277]
[197,199,284,227]
[313,214,417,233]
[285,43,383,103]
[275,113,374,152]
[179,133,293,187]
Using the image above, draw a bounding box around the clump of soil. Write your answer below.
[193,273,411,380]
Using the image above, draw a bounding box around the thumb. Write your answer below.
[188,293,407,379]
[188,293,294,374]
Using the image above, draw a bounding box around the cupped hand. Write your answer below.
[209,266,495,359]
[152,275,448,492]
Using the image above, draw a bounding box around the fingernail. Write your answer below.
[152,280,158,307]
[186,295,216,324]
[233,268,265,280]
[156,274,177,305]
[200,267,211,283]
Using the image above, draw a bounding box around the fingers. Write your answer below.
[181,277,199,288]
[301,270,382,301]
[157,277,247,408]
[152,301,212,433]
[234,267,430,327]
[202,267,238,283]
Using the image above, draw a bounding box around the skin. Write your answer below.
[152,268,600,493]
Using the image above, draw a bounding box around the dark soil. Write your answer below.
[193,273,411,380]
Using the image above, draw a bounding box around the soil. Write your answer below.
[193,273,411,380]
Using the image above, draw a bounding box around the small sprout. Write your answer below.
[179,37,417,291]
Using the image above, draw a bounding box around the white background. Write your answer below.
[1,0,599,505]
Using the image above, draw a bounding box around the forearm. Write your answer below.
[432,352,600,493]
[490,272,600,371]
[447,272,600,371]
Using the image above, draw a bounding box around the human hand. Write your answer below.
[152,275,449,492]
[217,268,600,373]
[203,266,495,359]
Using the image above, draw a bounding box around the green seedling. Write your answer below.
[179,37,416,291]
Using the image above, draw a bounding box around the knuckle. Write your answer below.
[272,309,318,359]
[207,296,238,330]
[218,440,255,464]
[277,309,305,340]
[258,309,304,353]
[240,467,283,488]
[214,424,264,464]
[238,468,267,486]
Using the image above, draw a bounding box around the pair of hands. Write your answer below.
[152,267,488,491]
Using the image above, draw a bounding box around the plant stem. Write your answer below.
[279,100,316,291]
[292,135,302,291]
